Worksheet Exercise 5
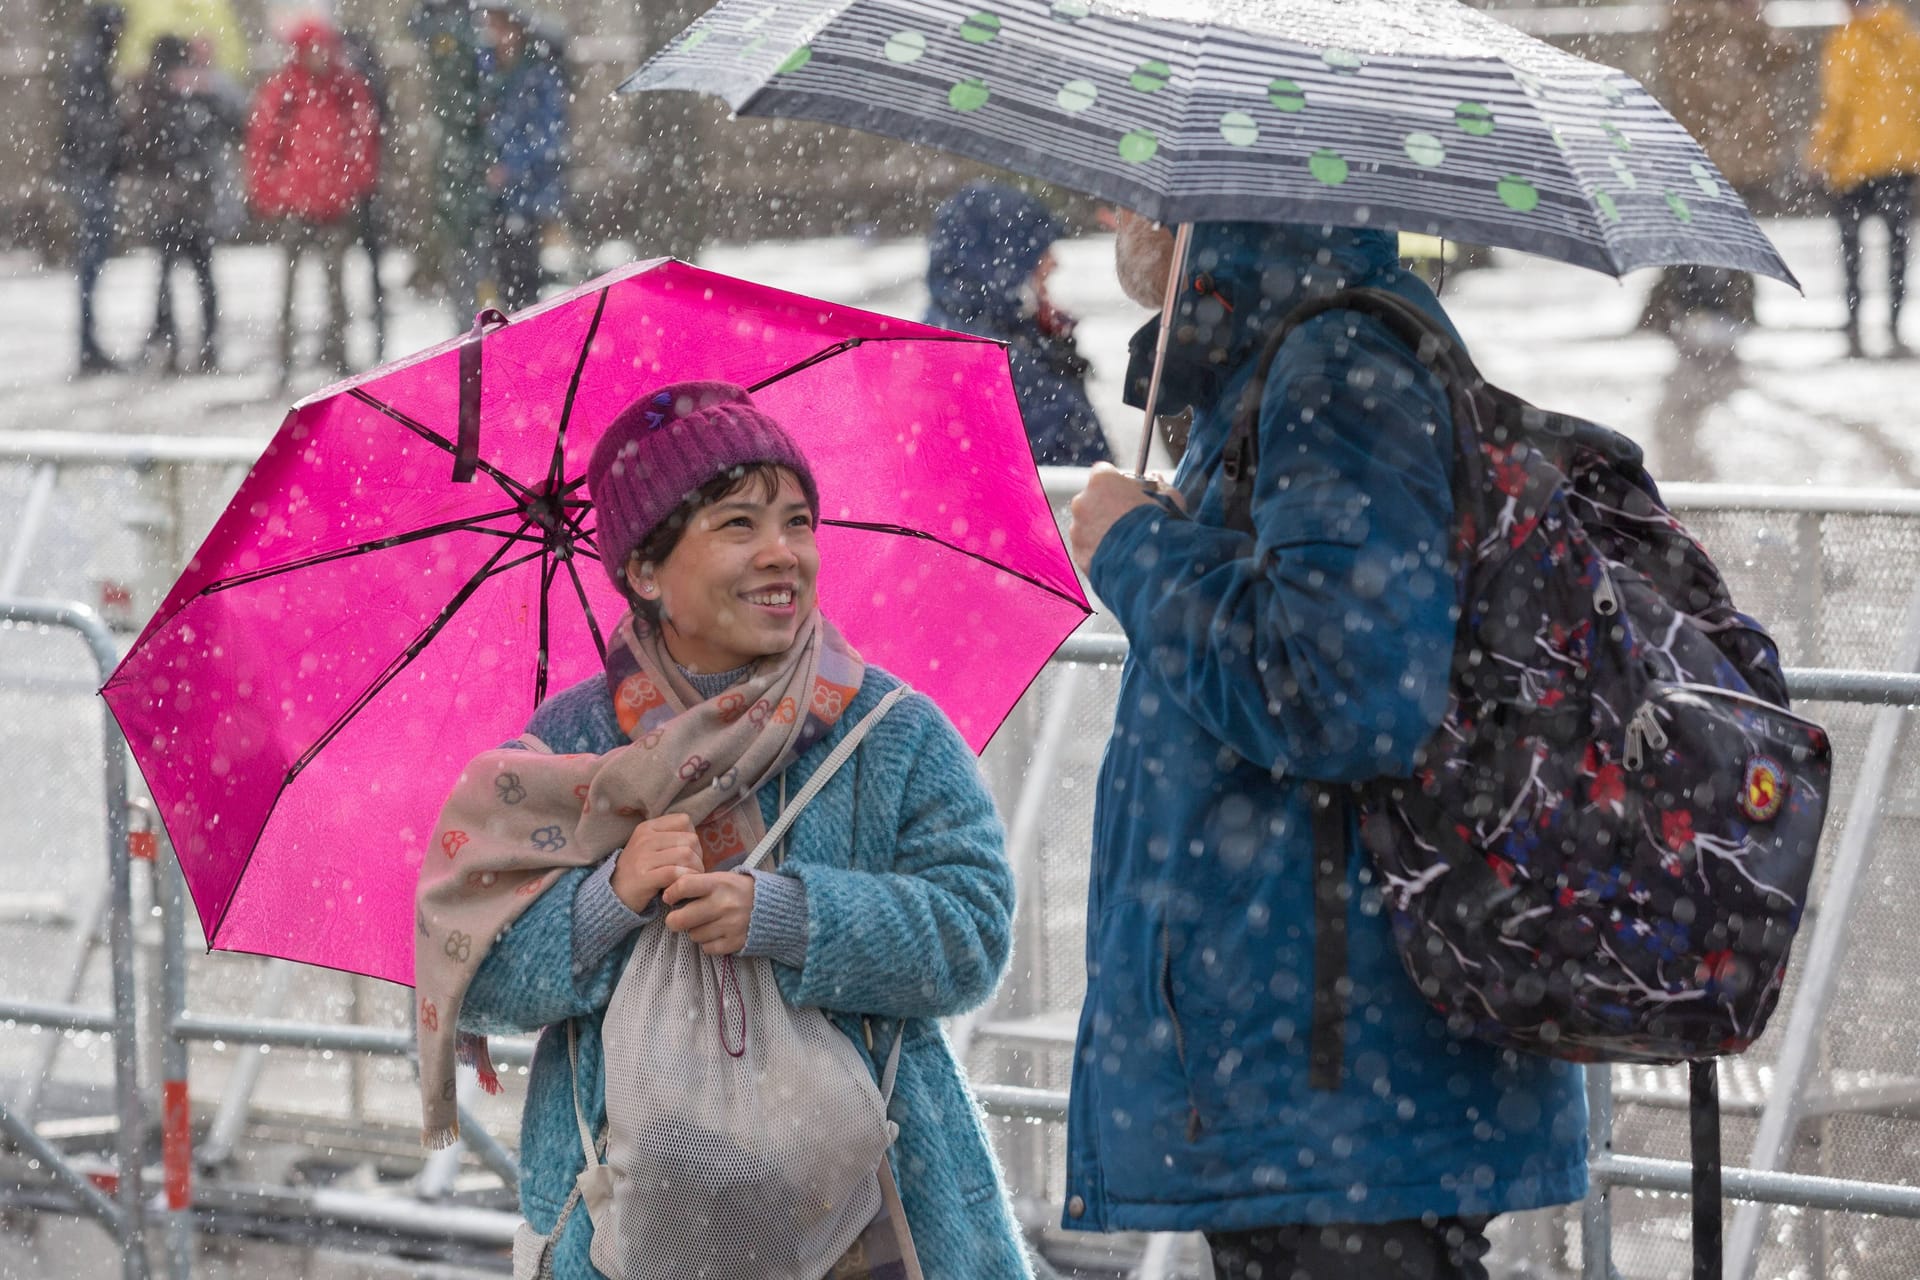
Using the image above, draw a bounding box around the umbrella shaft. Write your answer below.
[1136,222,1193,478]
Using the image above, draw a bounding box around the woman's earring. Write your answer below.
[639,581,656,598]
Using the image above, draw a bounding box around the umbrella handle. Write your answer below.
[1134,221,1193,478]
[454,309,511,484]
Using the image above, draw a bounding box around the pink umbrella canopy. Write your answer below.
[104,259,1088,986]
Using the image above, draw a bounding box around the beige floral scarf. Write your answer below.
[414,609,865,1146]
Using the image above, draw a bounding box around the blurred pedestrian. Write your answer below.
[125,34,243,374]
[1809,0,1920,358]
[341,26,391,363]
[61,3,127,376]
[184,37,248,243]
[479,1,569,311]
[245,17,380,385]
[1643,0,1797,340]
[925,183,1113,467]
[408,0,490,326]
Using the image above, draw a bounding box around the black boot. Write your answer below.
[77,344,120,376]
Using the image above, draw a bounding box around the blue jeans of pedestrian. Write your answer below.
[71,173,117,356]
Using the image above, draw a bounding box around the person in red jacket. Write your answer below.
[245,17,379,386]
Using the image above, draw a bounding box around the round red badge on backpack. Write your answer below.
[1741,756,1786,821]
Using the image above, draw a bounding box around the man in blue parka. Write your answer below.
[925,183,1113,467]
[1065,214,1589,1278]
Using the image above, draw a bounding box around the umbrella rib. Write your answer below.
[282,535,546,786]
[561,553,611,667]
[545,288,611,495]
[197,506,534,595]
[819,518,1088,612]
[535,551,560,706]
[745,333,994,395]
[346,388,534,503]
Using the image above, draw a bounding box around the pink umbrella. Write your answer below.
[104,260,1088,985]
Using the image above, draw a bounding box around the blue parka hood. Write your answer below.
[923,183,1114,466]
[1123,220,1425,417]
[926,182,1062,332]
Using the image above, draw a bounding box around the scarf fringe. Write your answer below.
[422,1122,461,1150]
[456,1031,504,1095]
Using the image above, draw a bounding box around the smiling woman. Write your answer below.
[416,380,1033,1280]
[622,462,822,675]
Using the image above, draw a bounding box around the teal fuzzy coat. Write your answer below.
[460,666,1034,1280]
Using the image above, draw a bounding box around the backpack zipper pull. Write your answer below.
[1623,702,1668,771]
[1593,571,1620,617]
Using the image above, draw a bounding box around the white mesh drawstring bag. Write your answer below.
[580,685,910,1280]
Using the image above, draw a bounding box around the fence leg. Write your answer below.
[96,619,150,1279]
[15,881,109,1122]
[1725,573,1920,1280]
[1582,1068,1614,1280]
[0,1098,126,1231]
[158,847,193,1280]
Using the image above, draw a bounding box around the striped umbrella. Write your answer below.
[620,0,1798,288]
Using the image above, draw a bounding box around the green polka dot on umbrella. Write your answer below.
[1119,129,1159,164]
[1310,149,1350,186]
[884,30,927,62]
[622,0,1798,287]
[1131,59,1171,92]
[1057,78,1096,112]
[1405,133,1446,168]
[949,78,989,112]
[1456,103,1495,136]
[960,11,1001,43]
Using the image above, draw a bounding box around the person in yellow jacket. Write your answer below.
[1809,0,1920,358]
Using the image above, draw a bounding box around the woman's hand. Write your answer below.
[609,814,703,913]
[661,872,756,956]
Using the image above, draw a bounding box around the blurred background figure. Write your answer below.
[1809,0,1920,359]
[61,3,127,376]
[125,33,242,375]
[479,1,570,312]
[407,0,490,327]
[115,0,245,81]
[925,182,1113,467]
[245,17,380,386]
[184,36,248,245]
[1643,0,1796,345]
[341,26,392,362]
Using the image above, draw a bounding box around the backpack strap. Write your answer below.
[1305,784,1350,1092]
[1219,286,1490,539]
[743,684,909,872]
[1219,289,1480,1093]
[1691,1060,1723,1280]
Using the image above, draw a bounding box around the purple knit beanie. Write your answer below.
[587,381,818,588]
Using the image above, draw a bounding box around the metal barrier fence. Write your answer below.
[7,441,1920,1278]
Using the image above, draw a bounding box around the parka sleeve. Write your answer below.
[772,700,1014,1020]
[458,866,637,1036]
[1088,311,1456,783]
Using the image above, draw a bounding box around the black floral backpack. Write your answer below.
[1219,287,1833,1277]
